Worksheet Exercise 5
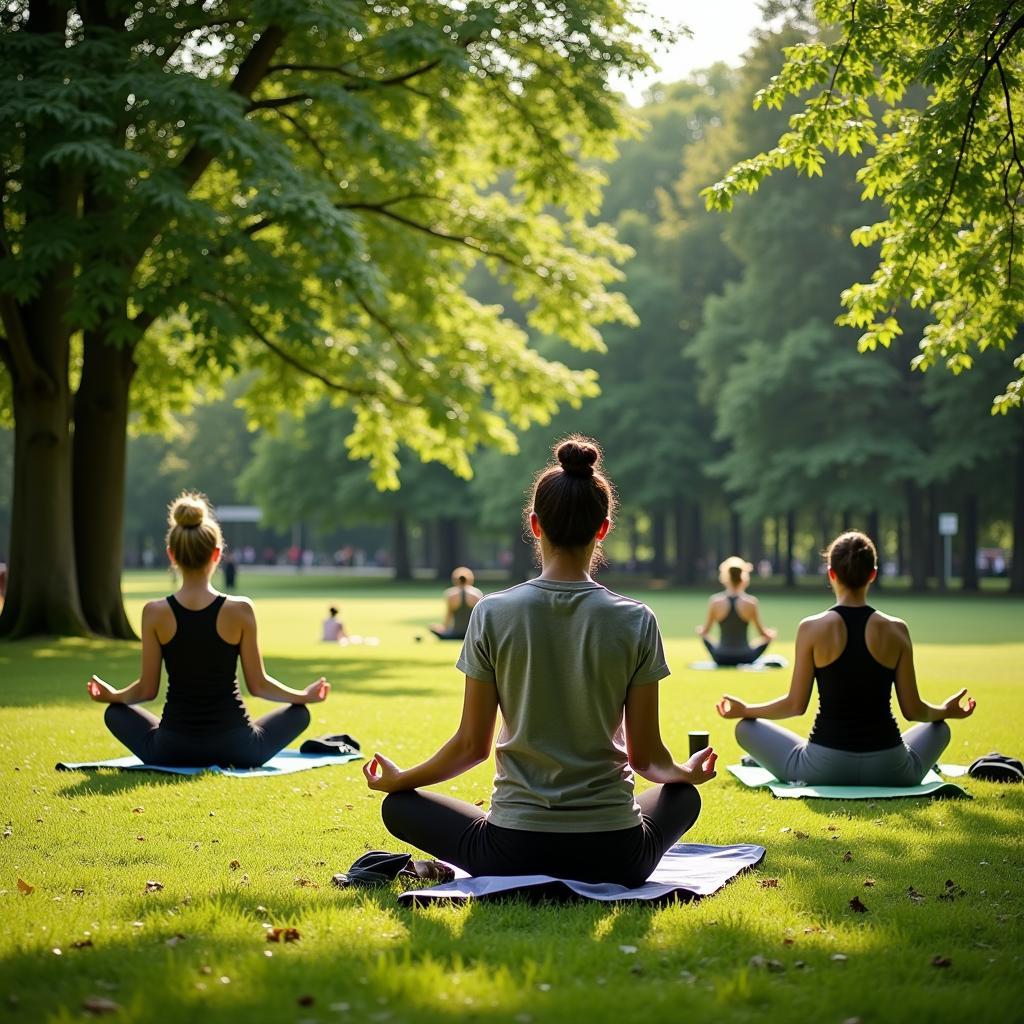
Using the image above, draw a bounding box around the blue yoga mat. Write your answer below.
[727,762,970,800]
[398,842,766,906]
[55,749,362,777]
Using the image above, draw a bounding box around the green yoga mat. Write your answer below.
[726,763,970,800]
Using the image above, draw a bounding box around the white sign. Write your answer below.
[938,513,958,536]
[215,505,262,523]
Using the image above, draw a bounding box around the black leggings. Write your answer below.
[103,703,310,768]
[381,783,701,888]
[703,637,769,666]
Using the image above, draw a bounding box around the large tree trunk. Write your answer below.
[672,497,700,585]
[1011,431,1024,594]
[392,510,411,580]
[729,508,742,556]
[72,330,136,638]
[650,508,668,577]
[906,482,927,592]
[0,329,89,638]
[961,492,978,592]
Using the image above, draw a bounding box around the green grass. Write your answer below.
[1,573,1022,1024]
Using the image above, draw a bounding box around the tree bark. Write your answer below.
[72,330,137,638]
[392,510,411,580]
[672,497,700,585]
[729,508,742,555]
[1010,430,1024,594]
[906,482,927,592]
[650,509,668,577]
[0,330,89,638]
[925,484,939,586]
[961,492,978,592]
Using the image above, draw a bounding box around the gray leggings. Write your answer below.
[735,719,951,786]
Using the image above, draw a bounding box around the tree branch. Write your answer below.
[202,291,413,403]
[242,192,443,236]
[248,93,311,111]
[0,297,38,383]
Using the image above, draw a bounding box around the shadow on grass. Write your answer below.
[54,768,204,800]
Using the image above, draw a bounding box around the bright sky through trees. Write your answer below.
[612,0,765,103]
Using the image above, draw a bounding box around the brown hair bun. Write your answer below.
[826,531,877,589]
[556,438,599,479]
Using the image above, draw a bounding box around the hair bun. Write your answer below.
[556,437,600,479]
[170,494,207,529]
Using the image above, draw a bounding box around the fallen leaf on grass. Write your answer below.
[848,896,869,913]
[293,877,319,889]
[229,860,240,870]
[297,995,315,1006]
[71,887,85,896]
[199,966,212,975]
[931,955,952,968]
[618,945,638,954]
[136,836,145,842]
[760,878,780,888]
[842,851,853,863]
[71,939,94,949]
[782,938,795,946]
[938,879,966,901]
[863,879,876,887]
[748,955,785,972]
[794,831,809,840]
[144,880,164,893]
[131,807,144,814]
[165,934,186,947]
[779,827,791,833]
[830,953,848,963]
[266,927,301,943]
[82,996,120,1015]
[16,879,33,895]
[907,886,925,903]
[2,826,12,838]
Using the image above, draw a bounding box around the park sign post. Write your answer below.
[939,513,959,589]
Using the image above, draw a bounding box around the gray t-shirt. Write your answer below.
[456,578,670,832]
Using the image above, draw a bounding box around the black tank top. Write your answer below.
[451,587,473,635]
[718,596,749,649]
[160,594,250,736]
[807,605,902,752]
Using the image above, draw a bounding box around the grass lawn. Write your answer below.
[1,572,1022,1024]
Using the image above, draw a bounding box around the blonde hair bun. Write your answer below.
[166,491,222,570]
[170,494,207,529]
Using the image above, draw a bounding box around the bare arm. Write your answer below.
[747,598,777,641]
[893,624,976,722]
[87,603,163,704]
[238,600,329,704]
[365,677,498,791]
[696,597,717,637]
[716,619,815,720]
[624,682,718,785]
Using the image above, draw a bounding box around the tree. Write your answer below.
[703,0,1024,412]
[0,0,659,638]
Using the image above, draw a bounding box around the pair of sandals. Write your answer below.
[331,850,455,888]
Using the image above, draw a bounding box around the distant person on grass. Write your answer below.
[429,566,483,640]
[717,531,974,785]
[322,606,349,643]
[697,556,776,666]
[87,492,329,768]
[364,436,717,888]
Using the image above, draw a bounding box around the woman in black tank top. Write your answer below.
[87,492,330,768]
[714,532,975,785]
[697,557,776,666]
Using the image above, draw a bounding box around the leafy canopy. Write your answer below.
[0,1,666,481]
[702,0,1024,413]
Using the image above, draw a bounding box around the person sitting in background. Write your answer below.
[429,566,483,640]
[697,556,776,665]
[87,492,329,768]
[716,530,974,785]
[322,606,349,643]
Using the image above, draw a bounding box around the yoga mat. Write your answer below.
[726,763,970,800]
[55,750,362,777]
[688,655,789,672]
[397,842,766,906]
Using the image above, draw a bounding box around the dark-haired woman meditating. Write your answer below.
[87,492,329,768]
[717,531,975,785]
[364,437,717,887]
[697,556,777,666]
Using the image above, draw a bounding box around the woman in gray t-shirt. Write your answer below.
[364,436,718,887]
